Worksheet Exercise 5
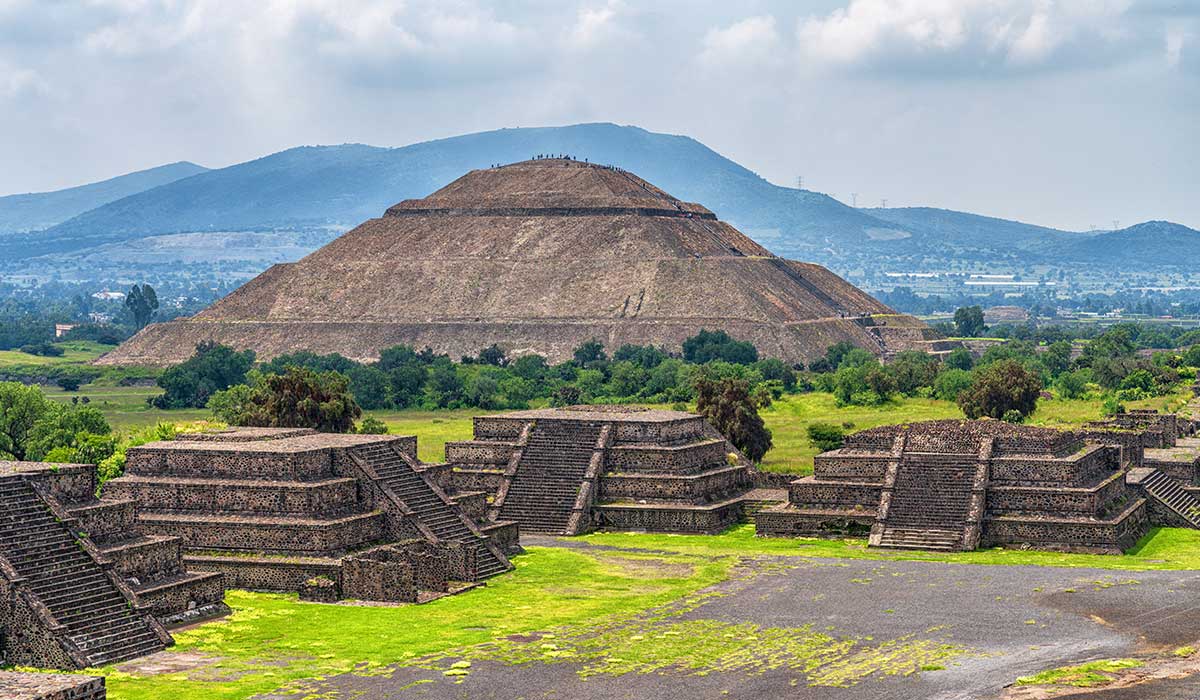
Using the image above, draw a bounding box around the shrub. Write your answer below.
[957,360,1042,421]
[682,329,758,365]
[356,416,389,434]
[153,341,255,409]
[694,376,772,463]
[219,367,362,433]
[806,423,845,452]
[1054,371,1088,400]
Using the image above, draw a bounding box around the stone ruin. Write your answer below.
[0,670,105,700]
[102,427,519,604]
[757,420,1153,553]
[100,158,949,368]
[441,406,756,535]
[1,460,224,670]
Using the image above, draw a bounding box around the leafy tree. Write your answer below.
[511,354,550,382]
[753,358,796,391]
[944,347,975,371]
[1054,370,1088,400]
[464,373,502,409]
[886,351,939,396]
[694,376,773,463]
[207,383,256,424]
[550,385,582,407]
[221,367,361,432]
[425,359,464,408]
[124,284,159,330]
[1185,344,1200,368]
[957,360,1042,420]
[682,329,758,365]
[572,339,608,368]
[953,306,986,338]
[153,342,255,409]
[613,344,669,369]
[933,368,973,402]
[476,344,510,367]
[345,365,392,410]
[608,361,650,398]
[806,423,845,452]
[809,342,858,373]
[0,382,54,460]
[1039,340,1074,377]
[25,404,111,462]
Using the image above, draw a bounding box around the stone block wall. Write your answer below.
[811,454,890,482]
[789,478,882,509]
[605,439,728,474]
[0,671,105,700]
[599,466,750,504]
[105,477,360,517]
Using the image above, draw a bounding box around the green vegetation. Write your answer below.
[581,525,1200,571]
[1015,658,1141,688]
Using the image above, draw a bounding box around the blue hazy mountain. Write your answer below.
[1034,220,1200,266]
[4,123,1196,268]
[0,161,208,235]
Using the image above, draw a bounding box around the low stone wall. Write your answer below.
[610,417,706,446]
[137,572,227,624]
[105,477,359,516]
[444,441,516,467]
[144,512,385,555]
[472,417,527,441]
[788,478,882,510]
[980,501,1148,554]
[451,491,489,521]
[184,555,341,593]
[480,521,521,555]
[755,506,875,538]
[986,471,1127,516]
[447,468,505,494]
[103,536,182,583]
[0,671,105,700]
[598,466,750,504]
[126,446,334,480]
[605,439,728,474]
[988,446,1117,486]
[593,501,742,534]
[67,499,137,543]
[811,454,890,482]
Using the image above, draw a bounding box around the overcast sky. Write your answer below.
[1,0,1197,230]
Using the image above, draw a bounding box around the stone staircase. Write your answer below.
[500,420,604,534]
[877,453,976,551]
[0,477,166,667]
[1139,469,1200,528]
[353,442,510,580]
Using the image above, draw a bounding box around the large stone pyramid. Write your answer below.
[100,159,944,366]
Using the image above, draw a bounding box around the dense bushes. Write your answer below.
[0,382,114,463]
[209,367,361,433]
[153,341,256,409]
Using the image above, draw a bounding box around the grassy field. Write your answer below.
[0,340,114,367]
[38,383,1196,473]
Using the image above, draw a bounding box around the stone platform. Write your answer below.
[105,428,517,602]
[443,406,755,535]
[756,420,1152,554]
[0,671,104,700]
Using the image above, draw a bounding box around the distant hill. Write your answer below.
[1035,221,1200,267]
[7,124,909,260]
[3,124,1196,271]
[0,161,208,234]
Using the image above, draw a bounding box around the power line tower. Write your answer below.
[880,198,888,208]
[796,175,804,190]
[851,192,858,207]
[1112,219,1121,231]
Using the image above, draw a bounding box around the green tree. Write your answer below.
[682,329,758,365]
[957,360,1042,420]
[153,342,256,409]
[933,368,973,402]
[944,347,975,371]
[694,376,773,463]
[886,351,939,396]
[806,423,845,453]
[572,339,608,368]
[25,404,111,462]
[1054,370,1088,400]
[223,367,361,433]
[953,306,986,338]
[124,283,159,330]
[1039,340,1074,377]
[0,382,54,460]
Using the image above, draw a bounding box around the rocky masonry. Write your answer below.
[0,461,208,670]
[443,406,754,535]
[0,671,105,700]
[757,420,1155,554]
[103,428,518,603]
[99,159,947,367]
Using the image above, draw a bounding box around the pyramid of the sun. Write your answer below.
[100,159,946,366]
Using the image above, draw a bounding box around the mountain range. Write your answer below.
[1,123,1194,271]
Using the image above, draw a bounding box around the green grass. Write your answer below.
[0,340,114,367]
[370,408,478,463]
[41,385,210,431]
[581,524,1200,571]
[1015,658,1141,687]
[101,546,731,700]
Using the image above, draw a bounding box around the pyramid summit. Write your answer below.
[100,158,946,366]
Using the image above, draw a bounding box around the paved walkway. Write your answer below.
[275,539,1200,700]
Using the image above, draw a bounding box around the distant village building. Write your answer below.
[983,305,1029,324]
[91,290,125,301]
[53,323,76,338]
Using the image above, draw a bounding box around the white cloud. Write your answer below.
[1165,23,1192,68]
[0,60,45,99]
[570,1,625,49]
[796,0,1137,74]
[699,16,780,68]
